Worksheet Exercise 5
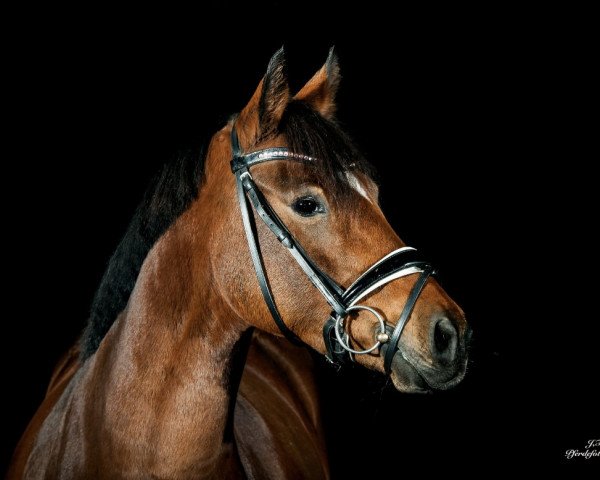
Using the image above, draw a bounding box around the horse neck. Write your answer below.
[86,209,248,475]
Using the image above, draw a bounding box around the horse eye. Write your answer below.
[292,196,324,217]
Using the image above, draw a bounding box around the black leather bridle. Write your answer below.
[230,126,434,373]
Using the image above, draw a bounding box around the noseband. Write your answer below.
[230,126,434,373]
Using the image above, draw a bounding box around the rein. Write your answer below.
[230,126,434,373]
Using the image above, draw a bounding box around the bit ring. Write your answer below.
[334,305,386,355]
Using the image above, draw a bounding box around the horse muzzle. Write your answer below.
[387,319,472,393]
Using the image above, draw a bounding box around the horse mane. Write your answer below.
[80,100,372,359]
[279,101,374,202]
[80,152,204,359]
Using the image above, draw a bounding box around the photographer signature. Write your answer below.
[565,439,600,460]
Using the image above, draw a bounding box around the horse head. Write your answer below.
[202,48,470,393]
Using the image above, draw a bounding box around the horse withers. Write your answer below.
[9,48,470,479]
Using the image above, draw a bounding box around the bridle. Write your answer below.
[230,126,435,373]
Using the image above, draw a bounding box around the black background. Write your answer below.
[3,2,598,475]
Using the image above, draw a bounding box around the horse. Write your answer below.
[8,47,470,479]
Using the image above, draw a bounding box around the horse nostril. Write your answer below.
[432,317,458,365]
[434,323,451,352]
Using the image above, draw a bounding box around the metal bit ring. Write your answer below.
[334,305,386,355]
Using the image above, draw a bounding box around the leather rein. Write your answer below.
[230,126,434,373]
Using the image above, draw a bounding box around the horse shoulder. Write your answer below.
[235,331,329,480]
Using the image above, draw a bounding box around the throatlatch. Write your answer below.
[230,125,434,373]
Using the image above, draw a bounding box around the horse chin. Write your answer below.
[389,353,432,394]
[388,351,469,393]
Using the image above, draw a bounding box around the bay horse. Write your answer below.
[9,48,470,479]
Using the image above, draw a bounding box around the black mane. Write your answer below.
[80,152,203,359]
[279,101,373,201]
[80,100,371,359]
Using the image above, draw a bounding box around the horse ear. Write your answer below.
[294,47,341,119]
[236,47,290,147]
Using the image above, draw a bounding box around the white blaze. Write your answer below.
[346,172,372,202]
